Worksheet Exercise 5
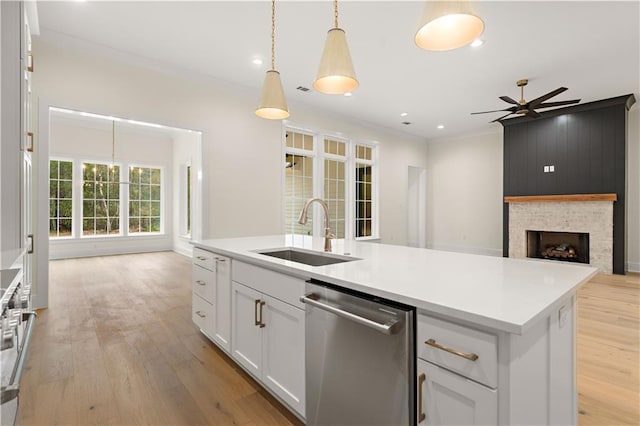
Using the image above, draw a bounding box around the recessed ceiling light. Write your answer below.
[470,39,484,48]
[437,124,445,129]
[252,58,263,65]
[344,92,353,97]
[400,112,408,117]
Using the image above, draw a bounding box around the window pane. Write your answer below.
[49,160,74,238]
[82,162,120,236]
[284,152,313,235]
[128,166,162,234]
[324,159,345,238]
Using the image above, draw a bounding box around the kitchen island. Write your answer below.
[191,235,597,425]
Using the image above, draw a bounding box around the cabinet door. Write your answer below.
[417,359,497,426]
[261,294,305,417]
[231,281,262,378]
[213,255,231,352]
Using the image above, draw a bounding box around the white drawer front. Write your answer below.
[192,293,214,336]
[193,247,215,271]
[417,314,498,388]
[192,264,215,304]
[232,261,306,309]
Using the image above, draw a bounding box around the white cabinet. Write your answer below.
[417,313,498,425]
[231,279,305,417]
[417,359,497,425]
[1,0,34,273]
[191,249,231,353]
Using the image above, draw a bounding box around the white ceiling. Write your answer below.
[36,1,640,140]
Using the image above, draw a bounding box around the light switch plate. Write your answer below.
[550,165,555,172]
[544,166,550,173]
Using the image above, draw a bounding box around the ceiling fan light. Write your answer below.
[313,28,359,95]
[255,70,290,119]
[415,1,484,51]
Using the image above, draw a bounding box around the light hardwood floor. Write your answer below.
[17,252,639,425]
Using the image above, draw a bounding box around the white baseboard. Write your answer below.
[626,261,640,273]
[426,242,503,257]
[50,236,172,260]
[173,245,193,258]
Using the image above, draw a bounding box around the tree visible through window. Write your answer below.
[82,163,120,235]
[49,159,73,237]
[129,166,161,233]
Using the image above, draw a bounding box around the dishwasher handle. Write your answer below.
[300,293,402,335]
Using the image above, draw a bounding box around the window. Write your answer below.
[49,159,73,237]
[355,145,374,238]
[284,130,315,235]
[129,166,162,233]
[323,138,346,238]
[283,127,377,239]
[82,162,120,236]
[186,165,191,235]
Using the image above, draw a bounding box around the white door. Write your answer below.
[213,256,231,352]
[261,294,306,417]
[231,281,263,378]
[408,166,426,248]
[417,359,497,425]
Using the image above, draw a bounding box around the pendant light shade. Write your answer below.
[313,28,358,94]
[256,0,289,120]
[313,0,358,95]
[256,70,289,119]
[415,1,484,51]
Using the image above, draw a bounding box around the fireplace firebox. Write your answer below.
[526,231,589,264]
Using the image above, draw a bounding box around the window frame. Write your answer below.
[127,163,164,235]
[48,157,75,239]
[282,122,379,240]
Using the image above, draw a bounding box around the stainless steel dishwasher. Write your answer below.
[301,279,415,426]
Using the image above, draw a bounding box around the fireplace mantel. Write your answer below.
[504,193,617,203]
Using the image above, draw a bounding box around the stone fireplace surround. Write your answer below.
[506,194,615,274]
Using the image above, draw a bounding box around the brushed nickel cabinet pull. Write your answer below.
[425,339,479,361]
[27,53,34,72]
[195,311,206,318]
[259,301,266,328]
[215,257,226,262]
[27,132,34,152]
[27,234,34,254]
[196,256,206,261]
[418,373,426,423]
[254,299,261,326]
[195,280,206,286]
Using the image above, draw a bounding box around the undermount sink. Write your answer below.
[256,248,358,267]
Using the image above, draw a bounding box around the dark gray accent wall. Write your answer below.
[502,94,636,275]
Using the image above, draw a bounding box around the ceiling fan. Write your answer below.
[472,79,581,122]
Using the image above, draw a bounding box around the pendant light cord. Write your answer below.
[271,0,276,70]
[334,0,339,28]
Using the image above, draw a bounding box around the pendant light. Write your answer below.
[256,0,289,120]
[313,0,358,95]
[415,1,484,51]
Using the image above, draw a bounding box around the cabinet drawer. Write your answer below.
[193,247,215,271]
[232,261,305,309]
[417,314,497,388]
[192,264,215,304]
[192,293,214,336]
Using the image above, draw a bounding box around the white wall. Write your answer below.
[32,39,428,247]
[48,118,174,259]
[426,105,640,272]
[426,131,504,256]
[172,130,202,257]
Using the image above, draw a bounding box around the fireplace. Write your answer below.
[527,231,589,264]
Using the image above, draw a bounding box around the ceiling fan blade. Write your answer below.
[526,109,541,118]
[528,87,568,107]
[490,112,513,123]
[499,96,519,105]
[471,106,518,115]
[535,99,581,109]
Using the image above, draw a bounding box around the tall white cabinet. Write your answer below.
[1,1,36,279]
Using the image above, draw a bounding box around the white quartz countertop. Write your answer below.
[193,235,598,334]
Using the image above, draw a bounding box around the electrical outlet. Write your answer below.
[544,165,550,173]
[550,165,555,172]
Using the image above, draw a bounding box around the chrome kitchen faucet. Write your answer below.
[298,198,335,252]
